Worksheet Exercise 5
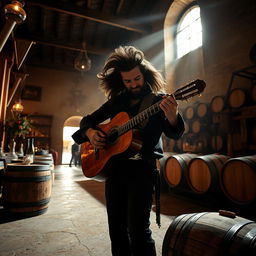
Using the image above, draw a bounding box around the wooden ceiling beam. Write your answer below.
[16,36,109,55]
[27,0,150,34]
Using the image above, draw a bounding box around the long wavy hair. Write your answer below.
[97,46,166,99]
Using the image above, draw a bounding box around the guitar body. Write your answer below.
[80,112,133,181]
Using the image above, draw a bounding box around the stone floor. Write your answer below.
[0,165,254,256]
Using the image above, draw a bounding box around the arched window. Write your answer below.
[176,5,202,58]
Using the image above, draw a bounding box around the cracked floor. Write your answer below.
[0,165,219,255]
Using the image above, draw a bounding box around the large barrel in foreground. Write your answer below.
[162,211,256,256]
[2,164,52,217]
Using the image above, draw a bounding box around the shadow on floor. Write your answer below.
[0,206,46,224]
[76,178,213,217]
[152,193,212,216]
[76,179,106,205]
[76,177,256,220]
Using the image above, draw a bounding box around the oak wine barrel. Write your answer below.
[191,119,207,134]
[162,211,256,256]
[184,106,194,120]
[211,135,225,152]
[194,133,211,154]
[162,136,175,152]
[191,120,201,133]
[187,154,230,195]
[210,95,225,113]
[196,103,209,118]
[163,153,197,190]
[2,164,52,216]
[174,138,184,153]
[221,155,256,205]
[34,155,55,184]
[228,88,247,109]
[181,133,211,154]
[184,121,190,134]
[34,155,53,165]
[159,152,176,192]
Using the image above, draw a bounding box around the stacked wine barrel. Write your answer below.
[179,102,212,154]
[167,83,256,155]
[34,153,55,184]
[161,153,197,193]
[221,155,256,206]
[160,153,256,208]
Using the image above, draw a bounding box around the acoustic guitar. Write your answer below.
[80,79,206,181]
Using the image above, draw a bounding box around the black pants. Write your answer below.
[105,159,157,256]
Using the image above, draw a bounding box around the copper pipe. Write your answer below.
[0,1,26,52]
[7,72,29,107]
[0,19,16,52]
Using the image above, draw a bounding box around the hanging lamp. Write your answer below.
[12,99,24,113]
[74,42,91,72]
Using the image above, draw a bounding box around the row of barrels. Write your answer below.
[183,85,256,121]
[160,153,256,206]
[2,153,54,217]
[163,132,227,155]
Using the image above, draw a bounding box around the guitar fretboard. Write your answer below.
[118,101,161,136]
[114,79,206,136]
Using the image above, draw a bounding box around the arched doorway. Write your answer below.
[62,116,82,164]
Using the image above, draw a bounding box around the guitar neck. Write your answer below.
[119,100,161,135]
[116,79,206,136]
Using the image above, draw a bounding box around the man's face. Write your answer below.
[120,66,145,96]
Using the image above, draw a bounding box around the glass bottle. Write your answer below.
[17,143,24,157]
[26,138,34,163]
[0,146,5,158]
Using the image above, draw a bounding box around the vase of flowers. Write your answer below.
[5,112,33,153]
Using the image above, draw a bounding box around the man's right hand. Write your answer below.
[85,128,106,149]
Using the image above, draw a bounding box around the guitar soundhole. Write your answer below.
[107,128,119,145]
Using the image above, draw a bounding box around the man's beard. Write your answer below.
[127,83,150,99]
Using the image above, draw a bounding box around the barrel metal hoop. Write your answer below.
[241,227,256,255]
[6,164,50,171]
[22,207,48,217]
[216,155,227,165]
[235,157,256,169]
[6,168,49,172]
[174,155,188,185]
[173,212,209,256]
[3,197,51,208]
[174,155,187,169]
[9,207,48,217]
[220,219,254,255]
[223,157,256,170]
[4,175,51,182]
[162,214,191,256]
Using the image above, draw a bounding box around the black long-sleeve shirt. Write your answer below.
[72,92,185,160]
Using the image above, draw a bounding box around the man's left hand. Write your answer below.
[159,95,178,126]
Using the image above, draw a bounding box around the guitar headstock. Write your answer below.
[174,79,206,101]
